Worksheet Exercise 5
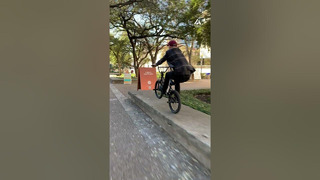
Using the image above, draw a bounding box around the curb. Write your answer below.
[128,90,211,170]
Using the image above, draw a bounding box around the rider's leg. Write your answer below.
[163,71,174,94]
[174,74,190,94]
[175,81,180,93]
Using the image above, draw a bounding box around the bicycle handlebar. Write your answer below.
[157,66,173,73]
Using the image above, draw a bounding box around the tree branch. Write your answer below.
[131,34,178,39]
[110,0,143,8]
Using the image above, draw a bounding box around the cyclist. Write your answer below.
[152,40,195,96]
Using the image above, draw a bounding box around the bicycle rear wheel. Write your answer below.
[168,90,181,114]
[154,80,163,99]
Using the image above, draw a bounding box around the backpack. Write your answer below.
[174,65,196,83]
[174,64,196,76]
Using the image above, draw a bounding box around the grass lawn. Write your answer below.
[180,89,211,115]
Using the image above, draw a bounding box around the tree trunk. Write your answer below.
[150,53,156,64]
[118,63,122,75]
[153,47,161,64]
[129,37,139,77]
[135,66,138,78]
[135,61,142,80]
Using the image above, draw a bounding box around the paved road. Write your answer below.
[109,84,211,180]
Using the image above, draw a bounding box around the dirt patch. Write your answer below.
[194,93,210,104]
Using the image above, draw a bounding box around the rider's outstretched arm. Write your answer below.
[152,59,164,67]
[153,52,168,67]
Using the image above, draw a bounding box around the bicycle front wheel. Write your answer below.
[154,80,163,99]
[168,90,181,114]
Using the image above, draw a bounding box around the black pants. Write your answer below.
[162,72,190,94]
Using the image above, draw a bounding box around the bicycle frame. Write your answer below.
[157,66,175,93]
[154,66,181,113]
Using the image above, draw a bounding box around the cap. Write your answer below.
[167,40,177,47]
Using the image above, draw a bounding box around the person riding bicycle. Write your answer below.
[152,40,195,95]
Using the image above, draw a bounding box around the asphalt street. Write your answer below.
[109,84,211,180]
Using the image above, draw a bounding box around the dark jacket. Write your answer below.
[155,48,195,76]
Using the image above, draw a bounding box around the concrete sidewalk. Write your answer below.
[112,79,211,169]
[112,79,211,94]
[128,90,211,170]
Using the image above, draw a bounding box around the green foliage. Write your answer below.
[109,0,211,74]
[203,58,211,65]
[180,89,211,115]
[195,20,210,47]
[110,33,132,73]
[176,0,210,47]
[200,73,210,79]
[156,72,161,79]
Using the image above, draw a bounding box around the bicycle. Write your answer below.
[154,66,181,114]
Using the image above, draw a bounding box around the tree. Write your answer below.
[110,0,143,9]
[173,0,210,78]
[141,2,179,64]
[111,10,151,76]
[110,0,182,76]
[110,33,132,75]
[109,0,210,77]
[194,0,210,48]
[173,0,200,78]
[144,37,166,64]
